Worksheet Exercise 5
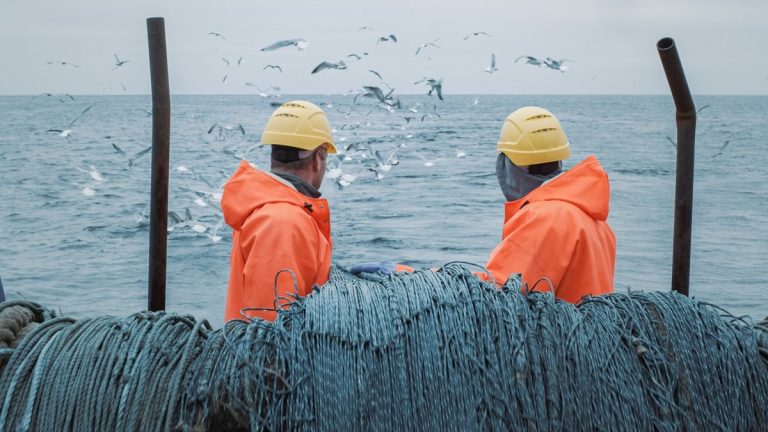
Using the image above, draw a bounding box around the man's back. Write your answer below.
[487,156,616,302]
[222,161,332,322]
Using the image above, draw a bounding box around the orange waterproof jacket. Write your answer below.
[486,156,616,303]
[222,161,332,322]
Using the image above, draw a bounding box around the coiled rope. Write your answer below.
[1,265,767,431]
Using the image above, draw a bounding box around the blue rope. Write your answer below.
[0,265,767,431]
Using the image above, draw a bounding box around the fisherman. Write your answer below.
[486,106,616,303]
[222,101,335,322]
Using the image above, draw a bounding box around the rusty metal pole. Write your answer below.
[657,37,696,296]
[147,17,171,311]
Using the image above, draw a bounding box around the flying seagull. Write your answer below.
[237,57,244,66]
[416,153,442,167]
[415,38,441,56]
[463,32,491,40]
[263,65,283,72]
[112,54,129,70]
[311,60,347,74]
[347,52,368,60]
[33,93,76,103]
[45,103,96,138]
[207,32,226,41]
[485,53,498,73]
[208,122,246,141]
[543,57,573,72]
[414,77,444,101]
[261,38,308,51]
[111,143,126,155]
[368,69,384,81]
[515,56,543,67]
[358,86,391,103]
[221,57,230,67]
[128,146,152,167]
[377,34,398,44]
[712,140,730,158]
[221,75,228,83]
[47,61,79,68]
[357,26,373,31]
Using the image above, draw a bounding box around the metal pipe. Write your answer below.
[657,37,696,296]
[146,17,171,311]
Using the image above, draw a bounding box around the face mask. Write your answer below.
[496,153,562,202]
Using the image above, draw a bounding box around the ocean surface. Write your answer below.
[0,94,766,328]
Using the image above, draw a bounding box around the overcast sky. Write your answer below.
[2,0,766,95]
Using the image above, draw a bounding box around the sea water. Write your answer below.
[0,94,765,328]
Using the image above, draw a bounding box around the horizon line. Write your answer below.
[3,93,767,97]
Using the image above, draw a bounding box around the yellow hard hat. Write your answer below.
[497,106,570,166]
[261,100,337,153]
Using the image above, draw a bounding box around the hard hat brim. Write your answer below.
[498,142,570,166]
[261,131,337,154]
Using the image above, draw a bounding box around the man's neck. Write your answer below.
[271,170,322,198]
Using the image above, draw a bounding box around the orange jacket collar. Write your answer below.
[504,155,610,223]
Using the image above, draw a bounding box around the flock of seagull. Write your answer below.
[37,28,582,243]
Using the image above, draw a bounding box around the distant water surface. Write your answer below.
[0,95,765,328]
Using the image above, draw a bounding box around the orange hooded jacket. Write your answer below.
[486,155,616,303]
[222,161,332,322]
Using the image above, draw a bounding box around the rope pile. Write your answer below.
[1,265,767,431]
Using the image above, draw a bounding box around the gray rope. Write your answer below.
[1,266,767,431]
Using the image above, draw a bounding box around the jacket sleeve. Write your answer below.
[238,204,321,321]
[486,204,578,294]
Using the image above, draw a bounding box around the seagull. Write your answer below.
[76,165,104,182]
[128,146,152,167]
[416,153,442,167]
[47,61,79,68]
[45,103,95,138]
[357,26,373,31]
[414,78,443,101]
[377,34,398,44]
[221,58,230,67]
[311,60,347,74]
[111,143,126,155]
[374,149,400,172]
[207,32,226,41]
[712,140,730,158]
[78,184,96,197]
[368,69,385,81]
[206,219,224,243]
[245,84,281,98]
[347,53,368,60]
[175,165,198,177]
[263,65,283,72]
[208,123,246,140]
[237,57,244,66]
[543,57,573,72]
[463,32,491,40]
[415,38,441,56]
[515,56,543,67]
[33,93,76,103]
[261,38,308,51]
[356,86,397,106]
[113,54,129,70]
[168,208,208,233]
[485,53,498,73]
[696,105,711,114]
[222,75,228,83]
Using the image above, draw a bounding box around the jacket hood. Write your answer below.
[505,155,611,221]
[222,160,322,230]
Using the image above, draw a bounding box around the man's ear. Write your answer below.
[311,148,323,171]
